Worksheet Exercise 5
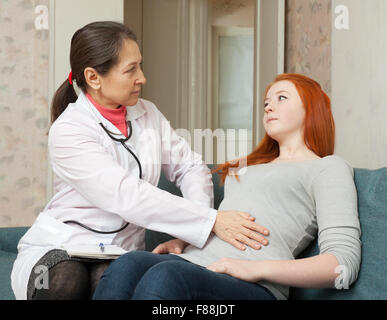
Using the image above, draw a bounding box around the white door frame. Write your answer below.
[177,0,209,133]
[253,0,285,146]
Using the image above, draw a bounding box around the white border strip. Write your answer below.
[46,0,55,202]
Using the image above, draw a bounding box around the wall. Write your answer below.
[0,0,50,227]
[286,0,386,168]
[53,0,124,104]
[285,0,331,96]
[331,0,387,169]
[209,0,255,27]
[0,0,124,227]
[141,0,180,128]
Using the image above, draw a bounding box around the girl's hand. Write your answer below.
[206,258,265,283]
[212,210,270,251]
[152,239,189,254]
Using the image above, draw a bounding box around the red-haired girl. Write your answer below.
[93,74,361,300]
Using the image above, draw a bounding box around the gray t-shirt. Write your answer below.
[178,155,362,300]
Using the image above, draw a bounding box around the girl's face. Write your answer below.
[262,80,306,143]
[98,39,146,107]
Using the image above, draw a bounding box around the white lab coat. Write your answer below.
[11,91,217,300]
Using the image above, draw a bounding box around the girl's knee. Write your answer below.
[104,250,149,274]
[145,260,180,280]
[94,251,162,299]
[132,261,191,299]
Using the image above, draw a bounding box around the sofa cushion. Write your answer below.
[291,167,387,299]
[0,227,28,300]
[0,227,29,254]
[0,250,17,300]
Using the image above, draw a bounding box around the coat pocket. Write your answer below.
[20,212,75,247]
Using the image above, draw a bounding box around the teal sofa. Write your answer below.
[1,166,386,300]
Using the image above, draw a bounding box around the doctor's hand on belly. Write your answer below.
[212,210,270,251]
[152,211,270,253]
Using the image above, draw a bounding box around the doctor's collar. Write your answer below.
[125,99,147,121]
[79,90,146,122]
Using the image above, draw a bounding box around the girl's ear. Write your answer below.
[84,67,101,90]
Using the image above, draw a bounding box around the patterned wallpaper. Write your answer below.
[0,0,332,227]
[0,0,49,227]
[285,0,332,96]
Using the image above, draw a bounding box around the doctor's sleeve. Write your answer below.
[156,107,215,209]
[48,120,216,248]
[311,158,362,289]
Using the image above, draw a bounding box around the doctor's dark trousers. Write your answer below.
[92,250,276,300]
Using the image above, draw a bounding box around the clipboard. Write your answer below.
[61,244,128,259]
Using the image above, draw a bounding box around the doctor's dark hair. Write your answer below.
[50,21,137,123]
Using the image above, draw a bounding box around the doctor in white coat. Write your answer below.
[11,21,269,300]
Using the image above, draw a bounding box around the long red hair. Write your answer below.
[212,73,335,184]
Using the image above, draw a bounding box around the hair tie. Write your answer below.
[68,71,73,85]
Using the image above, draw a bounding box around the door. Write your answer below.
[125,0,285,166]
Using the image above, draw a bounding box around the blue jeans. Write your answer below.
[92,251,276,300]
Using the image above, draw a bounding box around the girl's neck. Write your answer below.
[274,147,320,163]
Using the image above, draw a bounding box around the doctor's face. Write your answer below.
[98,39,147,107]
[262,80,306,144]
